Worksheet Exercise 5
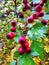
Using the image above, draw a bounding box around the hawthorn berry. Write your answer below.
[35,5,42,12]
[41,20,47,25]
[18,36,26,44]
[23,41,29,48]
[38,11,44,17]
[25,47,31,53]
[10,27,16,32]
[18,46,24,55]
[7,32,15,39]
[33,13,38,19]
[17,12,24,18]
[11,20,17,27]
[27,16,34,23]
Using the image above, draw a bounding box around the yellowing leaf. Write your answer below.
[44,45,49,53]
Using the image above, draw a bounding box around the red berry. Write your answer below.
[7,32,15,39]
[27,16,34,23]
[33,13,38,19]
[38,11,44,17]
[23,0,27,4]
[18,36,26,44]
[18,46,24,55]
[10,27,16,32]
[41,20,47,25]
[25,47,31,53]
[23,41,29,48]
[35,5,42,12]
[11,20,17,27]
[17,12,24,18]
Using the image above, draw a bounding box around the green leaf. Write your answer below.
[32,22,43,29]
[7,23,11,32]
[23,54,36,65]
[0,12,2,16]
[7,40,13,46]
[17,54,36,65]
[17,4,23,12]
[18,18,24,23]
[14,34,21,43]
[31,41,44,60]
[30,51,39,56]
[45,0,49,12]
[42,14,49,20]
[17,0,22,3]
[14,51,20,58]
[17,56,24,65]
[10,60,16,65]
[28,22,48,40]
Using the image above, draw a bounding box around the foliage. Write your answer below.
[0,0,49,65]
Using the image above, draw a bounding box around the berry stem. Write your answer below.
[14,0,17,16]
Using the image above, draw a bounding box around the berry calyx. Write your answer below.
[33,13,38,19]
[27,16,34,23]
[41,20,47,25]
[18,36,26,44]
[10,27,16,32]
[11,20,17,27]
[18,46,24,55]
[35,5,42,12]
[7,32,15,39]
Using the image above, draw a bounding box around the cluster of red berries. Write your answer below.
[18,36,31,55]
[7,20,17,39]
[22,0,47,12]
[22,0,47,25]
[30,0,47,7]
[10,20,17,32]
[35,3,47,25]
[27,1,47,25]
[27,4,44,23]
